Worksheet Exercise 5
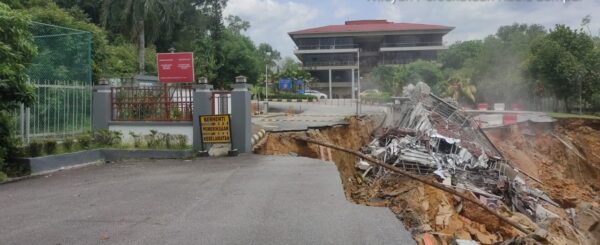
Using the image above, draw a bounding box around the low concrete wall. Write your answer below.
[15,149,194,174]
[109,121,193,145]
[14,150,104,173]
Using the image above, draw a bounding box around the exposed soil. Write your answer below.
[254,116,600,244]
[485,120,600,208]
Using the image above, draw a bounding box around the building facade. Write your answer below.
[289,20,454,98]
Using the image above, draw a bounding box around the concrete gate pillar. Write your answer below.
[193,83,214,152]
[92,85,111,131]
[231,76,252,153]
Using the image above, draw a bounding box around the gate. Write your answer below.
[111,84,194,121]
[212,92,231,115]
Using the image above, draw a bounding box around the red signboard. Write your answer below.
[157,52,195,83]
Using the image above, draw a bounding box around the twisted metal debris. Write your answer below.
[360,83,560,229]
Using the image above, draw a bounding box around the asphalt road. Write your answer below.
[253,101,390,132]
[0,155,414,245]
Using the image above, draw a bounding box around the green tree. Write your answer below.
[444,73,477,105]
[370,60,443,95]
[257,43,281,68]
[468,24,546,104]
[101,0,182,74]
[214,30,262,87]
[438,40,483,70]
[369,65,397,94]
[527,24,599,111]
[0,3,37,176]
[54,0,103,24]
[280,57,300,71]
[12,1,110,82]
[226,15,250,35]
[194,35,219,82]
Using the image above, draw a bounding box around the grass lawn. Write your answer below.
[548,112,600,120]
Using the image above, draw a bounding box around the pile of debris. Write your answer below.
[355,82,592,244]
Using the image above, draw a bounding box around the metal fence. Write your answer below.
[111,84,194,121]
[13,22,92,142]
[212,92,231,115]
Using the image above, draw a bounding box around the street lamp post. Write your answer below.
[265,51,271,102]
[356,49,361,115]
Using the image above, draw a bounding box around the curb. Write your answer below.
[11,149,194,175]
[251,129,267,146]
[267,99,319,103]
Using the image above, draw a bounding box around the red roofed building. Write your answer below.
[289,20,454,99]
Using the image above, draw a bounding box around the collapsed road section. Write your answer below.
[255,83,600,245]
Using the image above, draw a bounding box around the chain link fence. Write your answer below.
[13,22,92,142]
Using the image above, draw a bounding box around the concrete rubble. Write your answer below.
[355,82,596,244]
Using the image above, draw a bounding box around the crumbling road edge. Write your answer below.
[293,135,541,239]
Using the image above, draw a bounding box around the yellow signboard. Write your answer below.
[200,115,232,143]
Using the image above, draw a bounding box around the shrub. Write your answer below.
[2,160,30,178]
[111,131,123,146]
[93,129,122,146]
[145,130,160,148]
[93,129,111,146]
[175,135,188,149]
[62,138,75,151]
[270,92,317,100]
[28,141,44,157]
[77,134,92,149]
[44,140,58,155]
[161,133,174,149]
[129,132,143,148]
[0,171,6,182]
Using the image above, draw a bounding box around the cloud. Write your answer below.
[224,0,319,59]
[375,1,600,44]
[225,0,600,58]
[332,0,354,18]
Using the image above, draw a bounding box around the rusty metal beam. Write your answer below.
[293,135,537,237]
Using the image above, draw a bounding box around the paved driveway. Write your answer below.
[0,155,413,245]
[253,102,390,131]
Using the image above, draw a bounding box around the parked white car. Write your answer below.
[304,90,328,99]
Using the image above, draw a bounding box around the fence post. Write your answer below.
[193,83,213,152]
[92,85,111,131]
[231,77,252,153]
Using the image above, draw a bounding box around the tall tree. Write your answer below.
[101,0,182,74]
[469,24,546,104]
[444,73,477,105]
[226,15,250,35]
[54,0,103,24]
[527,24,599,111]
[370,60,443,96]
[438,40,483,70]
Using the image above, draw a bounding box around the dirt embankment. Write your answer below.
[485,119,600,244]
[485,120,600,208]
[255,116,533,244]
[256,116,600,244]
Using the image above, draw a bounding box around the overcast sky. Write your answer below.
[224,0,600,59]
